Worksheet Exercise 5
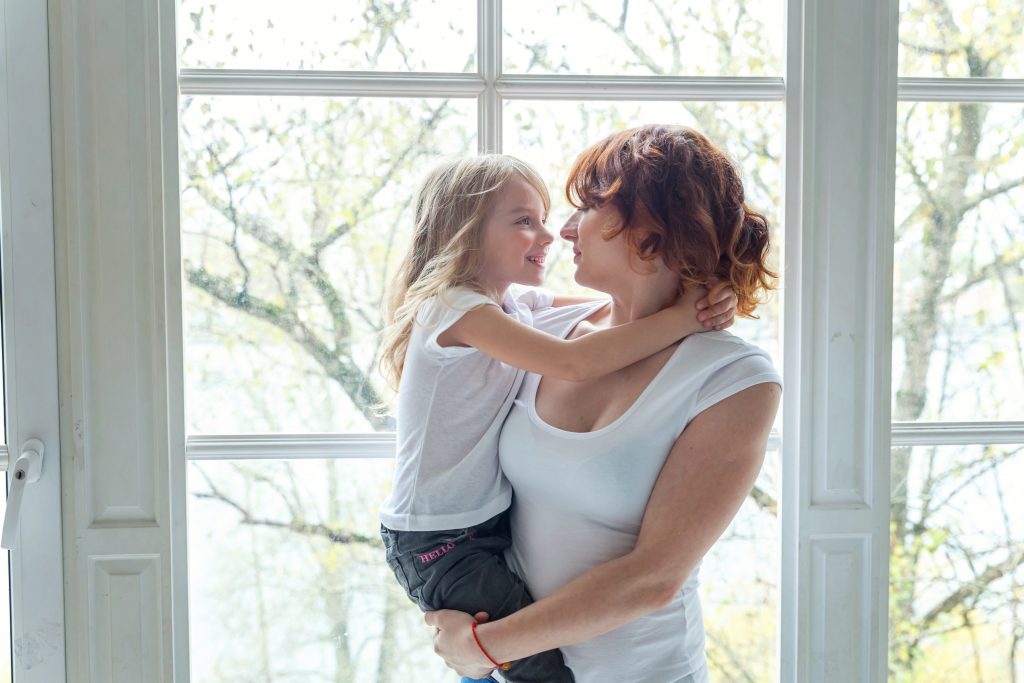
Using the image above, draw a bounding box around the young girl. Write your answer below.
[378,154,736,683]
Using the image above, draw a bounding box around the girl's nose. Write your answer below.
[537,220,554,246]
[560,210,581,240]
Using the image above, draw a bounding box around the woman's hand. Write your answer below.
[696,278,737,330]
[424,609,495,678]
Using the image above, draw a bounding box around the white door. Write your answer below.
[0,1,68,681]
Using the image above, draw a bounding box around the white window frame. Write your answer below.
[0,2,67,681]
[50,0,1024,680]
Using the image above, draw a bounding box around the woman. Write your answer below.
[427,124,782,683]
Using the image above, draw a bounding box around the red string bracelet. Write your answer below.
[471,621,511,671]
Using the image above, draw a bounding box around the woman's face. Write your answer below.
[559,203,633,290]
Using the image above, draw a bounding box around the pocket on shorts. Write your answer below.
[381,527,430,608]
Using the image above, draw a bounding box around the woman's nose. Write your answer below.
[560,210,581,240]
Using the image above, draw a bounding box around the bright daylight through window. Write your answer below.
[178,1,783,680]
[175,0,1024,681]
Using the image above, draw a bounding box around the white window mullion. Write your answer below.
[891,421,1024,446]
[186,434,397,460]
[50,0,186,680]
[182,423,1024,464]
[782,0,900,681]
[184,431,788,461]
[177,68,486,98]
[178,69,786,103]
[497,74,785,101]
[898,76,1024,102]
[477,0,501,152]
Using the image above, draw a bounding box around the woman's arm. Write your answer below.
[426,381,781,675]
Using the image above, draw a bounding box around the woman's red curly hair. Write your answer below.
[566,124,776,317]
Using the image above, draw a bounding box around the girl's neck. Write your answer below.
[476,278,509,305]
[481,282,509,305]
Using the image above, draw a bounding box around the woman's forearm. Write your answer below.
[475,550,695,664]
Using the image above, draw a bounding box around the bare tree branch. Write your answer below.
[961,175,1024,216]
[184,265,388,428]
[192,465,382,548]
[918,545,1024,632]
[581,1,664,74]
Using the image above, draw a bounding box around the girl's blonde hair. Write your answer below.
[379,154,550,389]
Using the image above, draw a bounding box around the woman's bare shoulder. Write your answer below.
[564,301,612,340]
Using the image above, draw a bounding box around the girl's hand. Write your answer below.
[424,609,495,677]
[696,278,738,330]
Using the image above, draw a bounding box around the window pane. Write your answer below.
[189,453,781,682]
[178,0,476,73]
[899,0,1024,78]
[504,100,784,369]
[889,443,1024,682]
[503,0,783,76]
[180,96,475,434]
[892,103,1024,422]
[187,459,449,682]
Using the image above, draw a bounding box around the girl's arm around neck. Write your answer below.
[440,291,705,381]
[426,381,781,670]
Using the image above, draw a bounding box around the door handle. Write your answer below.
[1,438,44,549]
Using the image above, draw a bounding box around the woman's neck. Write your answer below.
[605,262,680,326]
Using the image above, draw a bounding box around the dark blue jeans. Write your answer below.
[381,511,574,683]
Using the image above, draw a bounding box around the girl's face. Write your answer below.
[559,202,633,290]
[479,175,553,291]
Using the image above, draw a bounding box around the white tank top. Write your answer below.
[379,285,554,531]
[498,303,782,683]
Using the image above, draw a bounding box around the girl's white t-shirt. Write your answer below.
[498,303,782,683]
[379,284,554,532]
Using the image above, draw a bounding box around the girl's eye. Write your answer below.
[516,216,532,226]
